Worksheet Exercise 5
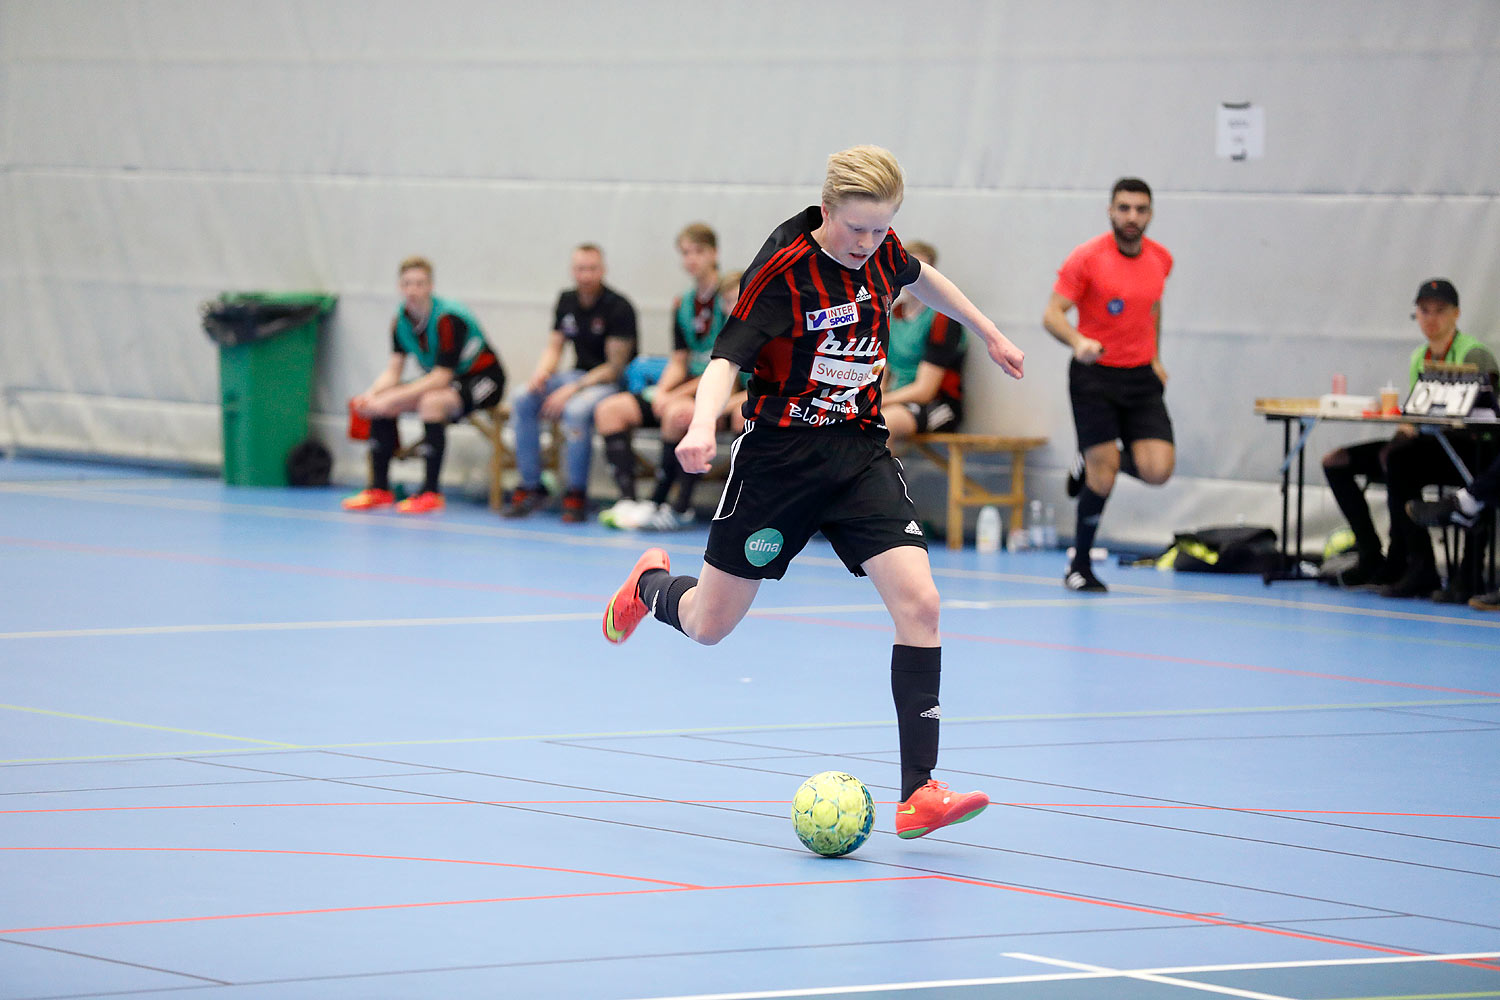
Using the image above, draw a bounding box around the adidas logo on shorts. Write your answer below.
[855,285,871,303]
[904,520,923,536]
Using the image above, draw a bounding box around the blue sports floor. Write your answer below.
[1,457,1497,999]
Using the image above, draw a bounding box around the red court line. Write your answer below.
[4,801,1496,820]
[757,613,1500,698]
[0,536,601,603]
[4,848,1495,972]
[0,845,698,888]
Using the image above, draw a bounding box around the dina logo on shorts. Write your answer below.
[744,528,784,567]
[1107,297,1125,315]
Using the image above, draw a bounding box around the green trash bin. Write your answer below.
[202,292,337,486]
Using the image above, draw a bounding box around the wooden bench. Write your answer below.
[394,404,559,510]
[906,433,1049,549]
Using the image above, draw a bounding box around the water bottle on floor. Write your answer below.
[1028,499,1045,549]
[976,504,1001,553]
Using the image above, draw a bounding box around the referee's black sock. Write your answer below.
[369,418,398,492]
[420,422,446,494]
[638,570,696,635]
[604,432,637,501]
[891,644,941,802]
[1074,486,1107,568]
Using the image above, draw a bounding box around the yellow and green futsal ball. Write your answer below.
[791,770,875,857]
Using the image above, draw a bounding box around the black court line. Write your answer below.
[0,937,230,987]
[10,745,1485,993]
[567,731,1500,855]
[291,751,1474,940]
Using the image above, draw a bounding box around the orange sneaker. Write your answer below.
[396,490,445,514]
[341,488,395,511]
[603,547,671,644]
[895,780,989,839]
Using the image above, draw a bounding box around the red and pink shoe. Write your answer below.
[396,491,445,514]
[895,780,989,839]
[341,488,395,511]
[603,548,670,644]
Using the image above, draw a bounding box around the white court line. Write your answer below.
[624,970,1110,1000]
[1005,952,1295,999]
[0,612,601,640]
[0,597,1189,641]
[633,949,1500,1000]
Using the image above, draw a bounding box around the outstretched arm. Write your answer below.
[675,358,741,473]
[908,264,1023,379]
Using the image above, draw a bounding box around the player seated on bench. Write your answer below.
[597,233,747,531]
[880,240,967,442]
[343,255,506,514]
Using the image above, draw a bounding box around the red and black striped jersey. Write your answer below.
[712,207,922,433]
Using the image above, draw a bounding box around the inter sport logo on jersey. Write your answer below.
[804,302,859,331]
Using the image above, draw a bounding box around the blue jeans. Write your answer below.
[512,370,617,491]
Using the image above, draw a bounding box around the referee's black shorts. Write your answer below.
[1069,359,1173,451]
[704,421,927,581]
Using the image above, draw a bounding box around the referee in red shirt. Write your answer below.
[1044,178,1175,592]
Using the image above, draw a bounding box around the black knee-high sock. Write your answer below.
[1074,485,1107,568]
[638,569,696,635]
[369,418,398,491]
[652,445,683,506]
[891,644,941,801]
[420,422,446,494]
[604,431,637,501]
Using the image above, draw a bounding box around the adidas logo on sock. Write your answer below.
[855,285,871,303]
[904,520,923,536]
[920,705,941,719]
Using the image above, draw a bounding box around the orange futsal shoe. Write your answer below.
[396,490,445,514]
[895,780,989,840]
[341,488,395,511]
[603,547,670,645]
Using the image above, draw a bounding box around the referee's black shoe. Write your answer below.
[1065,452,1086,498]
[1064,562,1107,592]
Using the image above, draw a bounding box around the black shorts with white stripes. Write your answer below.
[901,396,963,434]
[456,366,506,415]
[703,421,927,581]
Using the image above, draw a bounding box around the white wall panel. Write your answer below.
[3,0,1497,549]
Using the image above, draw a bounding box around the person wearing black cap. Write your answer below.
[1321,279,1496,595]
[1379,279,1497,600]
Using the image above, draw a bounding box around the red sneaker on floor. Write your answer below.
[396,490,445,514]
[561,490,588,523]
[895,780,989,839]
[603,547,670,644]
[341,488,395,511]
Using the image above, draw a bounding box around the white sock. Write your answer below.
[1456,489,1482,516]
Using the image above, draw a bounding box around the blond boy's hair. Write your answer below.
[677,222,717,250]
[904,240,937,265]
[821,145,905,210]
[398,255,433,278]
